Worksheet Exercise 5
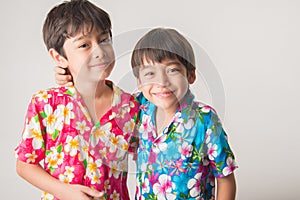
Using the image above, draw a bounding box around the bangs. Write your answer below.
[139,48,178,66]
[65,2,111,38]
[131,28,195,78]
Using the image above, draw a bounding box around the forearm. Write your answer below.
[216,173,236,200]
[16,160,67,198]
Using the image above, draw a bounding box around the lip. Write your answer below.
[152,90,175,98]
[89,62,108,69]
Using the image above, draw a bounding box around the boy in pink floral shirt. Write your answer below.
[15,1,138,199]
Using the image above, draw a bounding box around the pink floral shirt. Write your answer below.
[15,81,139,200]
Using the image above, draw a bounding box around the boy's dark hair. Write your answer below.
[131,28,196,78]
[43,0,111,58]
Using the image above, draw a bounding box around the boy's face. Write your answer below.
[57,27,115,84]
[137,58,195,113]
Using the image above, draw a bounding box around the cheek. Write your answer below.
[105,46,115,59]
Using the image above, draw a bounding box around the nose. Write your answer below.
[93,44,105,59]
[156,71,170,87]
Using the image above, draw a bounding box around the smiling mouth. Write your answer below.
[89,63,108,68]
[153,91,175,98]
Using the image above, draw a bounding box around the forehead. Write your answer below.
[67,23,108,38]
[141,57,183,67]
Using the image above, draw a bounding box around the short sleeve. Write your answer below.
[204,109,237,178]
[14,95,46,164]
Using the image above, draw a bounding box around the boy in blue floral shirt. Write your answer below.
[131,28,237,200]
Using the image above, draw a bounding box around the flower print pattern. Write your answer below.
[76,120,90,134]
[15,81,139,200]
[42,104,64,137]
[25,151,38,163]
[207,143,218,161]
[23,117,43,149]
[178,142,193,160]
[36,90,52,103]
[187,172,202,198]
[153,174,176,200]
[136,90,237,200]
[64,135,80,156]
[223,157,236,176]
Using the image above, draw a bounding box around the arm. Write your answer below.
[216,173,236,200]
[54,65,73,86]
[16,160,103,200]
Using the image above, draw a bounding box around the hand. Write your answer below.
[54,65,73,86]
[57,184,104,200]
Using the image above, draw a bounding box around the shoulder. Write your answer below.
[192,101,222,125]
[31,86,76,105]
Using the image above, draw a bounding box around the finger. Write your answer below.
[54,66,67,74]
[55,73,72,81]
[55,79,70,86]
[82,187,104,198]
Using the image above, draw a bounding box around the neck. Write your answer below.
[155,106,177,133]
[75,79,108,99]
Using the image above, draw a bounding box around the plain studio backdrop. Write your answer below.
[1,0,299,199]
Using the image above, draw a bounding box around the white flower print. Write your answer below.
[152,134,168,154]
[77,135,89,161]
[90,123,112,148]
[42,104,63,136]
[59,166,75,184]
[187,172,202,198]
[64,166,75,181]
[75,120,90,134]
[59,173,71,183]
[36,90,52,103]
[25,151,38,163]
[222,157,236,176]
[178,142,193,160]
[153,174,176,200]
[123,120,135,134]
[57,102,75,125]
[139,115,152,140]
[45,146,64,169]
[23,117,43,150]
[86,158,102,184]
[207,143,218,160]
[109,161,121,179]
[65,135,80,157]
[42,192,54,200]
[106,134,128,159]
[110,190,120,200]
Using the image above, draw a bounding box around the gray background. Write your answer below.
[1,0,300,199]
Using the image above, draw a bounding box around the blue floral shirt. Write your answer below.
[135,90,237,200]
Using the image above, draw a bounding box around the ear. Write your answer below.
[188,70,196,84]
[49,48,68,68]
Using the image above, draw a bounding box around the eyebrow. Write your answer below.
[72,30,109,43]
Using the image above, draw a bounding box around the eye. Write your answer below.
[167,67,180,74]
[100,37,112,45]
[79,43,89,48]
[144,71,154,77]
